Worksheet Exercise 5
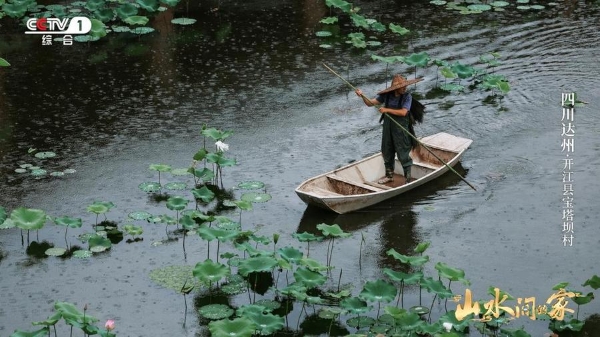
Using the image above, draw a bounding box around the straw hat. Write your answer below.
[377,74,423,94]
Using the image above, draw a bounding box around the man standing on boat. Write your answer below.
[355,74,422,184]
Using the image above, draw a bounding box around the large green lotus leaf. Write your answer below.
[340,297,371,315]
[87,204,108,215]
[435,262,469,284]
[149,265,205,291]
[115,3,137,19]
[234,242,273,258]
[253,299,281,312]
[404,52,430,67]
[193,259,230,284]
[316,223,351,238]
[237,181,265,190]
[397,312,424,331]
[583,275,600,289]
[548,318,584,332]
[386,248,429,267]
[0,218,16,229]
[10,207,47,230]
[487,286,515,301]
[128,211,152,220]
[292,232,324,242]
[89,18,107,38]
[166,196,189,211]
[440,66,457,78]
[325,0,352,12]
[163,182,186,190]
[215,218,241,231]
[136,0,158,11]
[206,153,236,167]
[202,127,232,141]
[54,302,86,321]
[32,312,62,326]
[2,2,28,18]
[389,23,409,35]
[193,148,207,161]
[88,235,112,250]
[490,1,509,7]
[278,246,303,263]
[440,83,464,92]
[208,317,255,337]
[468,4,491,11]
[573,292,594,305]
[53,216,82,229]
[189,168,215,182]
[85,0,105,11]
[123,224,143,236]
[171,17,196,25]
[72,250,93,258]
[200,304,234,320]
[179,215,198,230]
[383,268,423,285]
[294,267,327,288]
[197,226,238,243]
[244,312,284,335]
[192,186,215,203]
[234,200,252,211]
[320,16,338,24]
[439,310,473,332]
[350,13,369,29]
[450,62,475,79]
[359,279,397,303]
[421,277,453,298]
[299,257,330,272]
[132,26,155,34]
[8,327,50,337]
[237,256,278,276]
[346,316,376,328]
[236,304,267,317]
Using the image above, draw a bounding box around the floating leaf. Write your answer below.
[244,311,285,335]
[123,224,143,236]
[241,193,271,203]
[237,256,278,276]
[467,4,491,11]
[404,52,430,68]
[72,250,93,258]
[8,327,50,337]
[440,83,464,92]
[115,3,137,19]
[490,1,509,7]
[164,182,187,190]
[166,196,189,211]
[316,223,351,238]
[111,25,131,32]
[278,246,303,263]
[320,16,338,24]
[294,267,327,288]
[45,247,67,256]
[389,23,409,35]
[171,17,196,25]
[50,172,65,177]
[136,0,158,11]
[132,26,155,34]
[15,168,27,173]
[200,304,234,320]
[414,242,430,254]
[35,151,56,159]
[149,163,171,172]
[346,316,376,328]
[64,169,77,174]
[149,265,204,291]
[171,168,191,176]
[208,317,255,337]
[238,181,265,190]
[139,182,161,192]
[0,57,11,67]
[129,211,152,220]
[340,297,372,315]
[316,31,332,37]
[31,169,47,177]
[192,186,215,202]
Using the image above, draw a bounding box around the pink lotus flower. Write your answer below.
[105,319,115,331]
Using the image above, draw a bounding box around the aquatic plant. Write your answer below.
[316,223,351,268]
[52,216,82,248]
[10,207,47,244]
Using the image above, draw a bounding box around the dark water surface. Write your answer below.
[1,0,600,336]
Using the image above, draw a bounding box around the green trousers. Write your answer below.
[381,114,413,176]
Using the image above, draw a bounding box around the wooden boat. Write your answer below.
[295,132,473,214]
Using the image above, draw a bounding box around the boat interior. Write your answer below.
[300,144,458,197]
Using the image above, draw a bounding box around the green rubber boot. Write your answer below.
[404,166,411,182]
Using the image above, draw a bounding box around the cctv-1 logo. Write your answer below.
[25,17,92,35]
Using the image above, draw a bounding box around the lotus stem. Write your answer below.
[182,230,187,260]
[337,268,342,292]
[65,227,69,249]
[183,293,188,328]
[428,293,437,322]
[377,302,381,318]
[328,316,334,337]
[297,302,306,331]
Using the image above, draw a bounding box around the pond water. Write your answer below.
[1,0,600,336]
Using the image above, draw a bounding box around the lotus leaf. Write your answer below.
[128,211,152,220]
[164,182,186,190]
[31,169,47,177]
[294,267,327,288]
[87,204,108,215]
[245,311,285,335]
[421,277,453,298]
[389,23,409,35]
[254,299,281,312]
[215,220,241,231]
[15,168,27,173]
[315,31,332,37]
[166,196,189,211]
[170,168,190,176]
[234,200,253,211]
[435,262,469,284]
[123,224,143,236]
[359,279,397,303]
[0,218,15,229]
[72,250,93,258]
[366,40,382,47]
[53,216,82,229]
[319,44,333,49]
[467,4,491,11]
[530,5,545,9]
[316,223,351,238]
[346,316,376,328]
[450,62,475,79]
[573,292,594,305]
[383,268,423,285]
[179,214,198,230]
[11,207,47,230]
[85,0,105,11]
[318,306,345,319]
[384,306,406,319]
[278,246,303,263]
[583,275,600,289]
[350,13,369,29]
[149,163,171,172]
[133,26,155,34]
[404,52,430,67]
[160,0,180,6]
[64,169,77,174]
[292,232,324,242]
[202,127,232,141]
[189,168,215,182]
[136,0,158,11]
[299,257,330,272]
[397,312,424,331]
[241,193,271,203]
[206,152,236,167]
[236,304,267,317]
[410,305,429,315]
[111,25,130,32]
[8,327,50,337]
[440,67,457,79]
[32,312,62,327]
[200,304,234,320]
[490,1,509,6]
[45,247,67,256]
[88,235,111,251]
[237,256,278,276]
[171,17,196,25]
[115,3,137,19]
[552,282,570,290]
[50,172,65,177]
[0,206,6,223]
[208,317,255,337]
[90,18,107,38]
[192,259,230,285]
[414,242,430,254]
[197,226,238,242]
[320,16,338,24]
[340,297,371,315]
[430,0,446,4]
[238,181,265,190]
[487,286,515,301]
